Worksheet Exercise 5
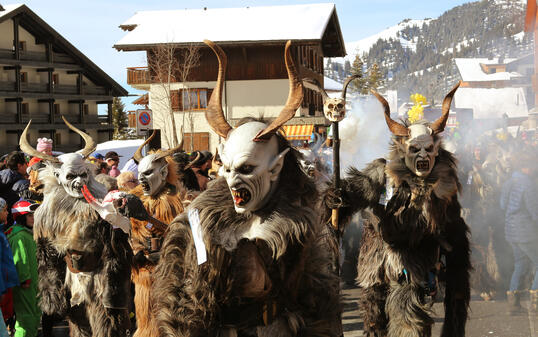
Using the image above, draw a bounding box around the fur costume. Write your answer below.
[34,164,132,337]
[129,155,184,337]
[21,118,133,337]
[151,151,340,337]
[324,86,471,337]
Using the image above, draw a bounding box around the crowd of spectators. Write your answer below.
[0,135,216,336]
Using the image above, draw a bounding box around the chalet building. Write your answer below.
[0,4,127,154]
[454,57,528,123]
[115,3,346,151]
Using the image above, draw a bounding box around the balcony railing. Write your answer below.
[127,67,150,85]
[21,113,50,124]
[0,113,17,124]
[0,48,76,64]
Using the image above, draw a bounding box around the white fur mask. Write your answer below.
[137,154,168,197]
[219,122,288,214]
[54,153,92,198]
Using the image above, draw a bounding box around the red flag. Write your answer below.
[525,0,537,32]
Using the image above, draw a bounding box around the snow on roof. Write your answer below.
[324,76,342,91]
[116,3,336,47]
[454,87,528,119]
[454,58,518,82]
[0,4,23,18]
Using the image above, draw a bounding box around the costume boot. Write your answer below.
[507,290,525,315]
[530,290,538,314]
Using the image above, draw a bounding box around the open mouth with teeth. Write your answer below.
[141,181,150,192]
[231,188,251,206]
[416,160,430,171]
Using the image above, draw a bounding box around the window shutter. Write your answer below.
[171,90,182,110]
[207,88,213,101]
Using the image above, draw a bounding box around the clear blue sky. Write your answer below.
[17,0,474,110]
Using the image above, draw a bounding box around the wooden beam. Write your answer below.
[36,68,54,72]
[37,98,54,102]
[67,70,82,74]
[3,65,21,70]
[96,100,113,104]
[5,97,23,102]
[46,42,53,63]
[15,66,21,93]
[68,99,85,104]
[16,99,22,124]
[48,100,54,124]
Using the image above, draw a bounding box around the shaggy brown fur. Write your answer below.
[129,155,184,337]
[34,165,132,337]
[325,145,471,337]
[152,147,340,337]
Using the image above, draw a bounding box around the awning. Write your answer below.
[282,124,314,140]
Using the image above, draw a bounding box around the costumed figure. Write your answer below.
[128,131,185,337]
[147,40,340,336]
[21,117,132,337]
[324,84,471,337]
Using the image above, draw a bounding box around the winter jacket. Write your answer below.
[500,171,538,243]
[0,169,29,195]
[0,226,18,293]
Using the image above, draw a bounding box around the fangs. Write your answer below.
[231,188,251,206]
[417,160,429,171]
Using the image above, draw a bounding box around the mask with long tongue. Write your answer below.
[203,39,303,214]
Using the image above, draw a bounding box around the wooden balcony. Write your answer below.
[127,67,150,86]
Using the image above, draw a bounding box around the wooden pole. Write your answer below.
[331,121,341,235]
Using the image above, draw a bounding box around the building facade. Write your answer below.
[0,4,127,154]
[115,4,346,151]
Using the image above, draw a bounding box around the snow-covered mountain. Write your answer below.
[344,19,432,61]
[326,0,530,101]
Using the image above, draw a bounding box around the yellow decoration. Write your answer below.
[408,93,427,123]
[496,132,508,141]
[408,104,424,123]
[410,93,427,106]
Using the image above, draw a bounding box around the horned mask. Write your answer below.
[371,82,460,177]
[20,117,98,198]
[132,131,183,197]
[203,39,303,214]
[303,74,360,122]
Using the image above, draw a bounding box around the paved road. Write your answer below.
[342,287,538,337]
[36,288,537,337]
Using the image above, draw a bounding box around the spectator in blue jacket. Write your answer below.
[0,197,19,337]
[500,152,538,314]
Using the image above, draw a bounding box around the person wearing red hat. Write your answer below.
[5,200,40,337]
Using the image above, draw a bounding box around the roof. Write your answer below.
[0,4,127,96]
[454,58,520,82]
[115,3,346,57]
[324,76,343,91]
[454,87,528,119]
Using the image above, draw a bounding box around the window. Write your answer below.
[182,89,208,110]
[54,104,61,114]
[172,88,212,111]
[21,102,29,114]
[52,73,59,85]
[83,104,89,115]
[20,72,28,83]
[18,41,26,51]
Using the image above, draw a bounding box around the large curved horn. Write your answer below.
[154,137,184,161]
[203,40,232,139]
[430,81,460,135]
[133,130,157,163]
[371,90,409,137]
[254,40,303,141]
[302,78,329,101]
[341,74,361,100]
[61,116,96,159]
[19,120,60,163]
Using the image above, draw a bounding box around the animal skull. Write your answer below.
[323,98,346,122]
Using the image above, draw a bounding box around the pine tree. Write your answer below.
[111,97,129,140]
[350,54,367,94]
[367,63,384,91]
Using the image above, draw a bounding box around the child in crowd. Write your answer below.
[5,200,40,337]
[0,198,18,337]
